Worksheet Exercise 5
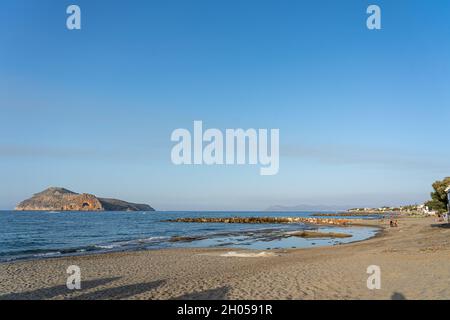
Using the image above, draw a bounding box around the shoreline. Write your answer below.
[2,216,450,299]
[0,218,380,264]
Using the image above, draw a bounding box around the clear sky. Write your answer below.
[1,0,449,210]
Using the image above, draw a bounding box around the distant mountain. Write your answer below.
[266,204,351,212]
[15,187,154,212]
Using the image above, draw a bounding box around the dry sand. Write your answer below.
[1,216,450,300]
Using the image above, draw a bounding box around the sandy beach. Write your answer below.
[1,216,449,300]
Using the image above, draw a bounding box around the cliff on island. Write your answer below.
[15,187,154,212]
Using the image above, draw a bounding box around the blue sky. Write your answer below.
[1,0,449,210]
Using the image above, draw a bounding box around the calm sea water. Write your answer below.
[0,211,379,262]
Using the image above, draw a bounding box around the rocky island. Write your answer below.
[15,187,154,212]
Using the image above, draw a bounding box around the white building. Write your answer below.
[419,204,436,216]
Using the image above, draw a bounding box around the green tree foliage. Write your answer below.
[425,177,450,213]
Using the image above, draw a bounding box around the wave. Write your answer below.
[34,251,61,257]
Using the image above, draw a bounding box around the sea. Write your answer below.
[0,210,380,262]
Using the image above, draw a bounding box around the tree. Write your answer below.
[425,177,450,213]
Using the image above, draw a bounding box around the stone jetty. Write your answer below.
[165,216,350,226]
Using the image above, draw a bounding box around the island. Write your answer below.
[15,187,154,212]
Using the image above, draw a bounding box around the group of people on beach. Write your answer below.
[437,213,449,223]
[381,215,399,227]
[389,220,398,227]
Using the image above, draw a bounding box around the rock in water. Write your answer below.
[15,187,154,212]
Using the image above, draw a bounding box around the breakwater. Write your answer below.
[165,216,350,226]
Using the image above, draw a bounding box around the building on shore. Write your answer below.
[417,204,435,216]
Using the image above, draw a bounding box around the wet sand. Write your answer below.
[1,216,449,300]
